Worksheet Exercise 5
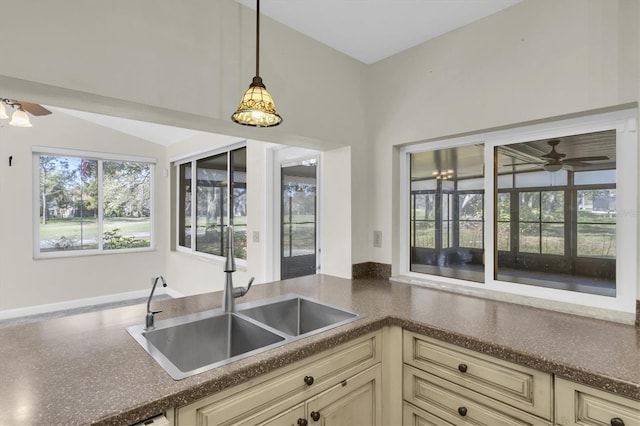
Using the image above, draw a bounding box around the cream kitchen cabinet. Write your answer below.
[174,330,382,426]
[305,364,382,425]
[403,331,553,425]
[555,378,640,426]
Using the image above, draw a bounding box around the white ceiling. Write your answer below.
[237,0,523,64]
[49,106,201,146]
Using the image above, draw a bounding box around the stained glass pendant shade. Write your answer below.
[231,0,282,127]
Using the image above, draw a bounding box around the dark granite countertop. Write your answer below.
[0,275,638,425]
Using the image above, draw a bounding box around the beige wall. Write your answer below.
[0,111,168,310]
[0,0,367,148]
[0,0,638,310]
[367,0,639,291]
[0,0,367,309]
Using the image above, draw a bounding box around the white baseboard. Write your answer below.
[0,287,185,320]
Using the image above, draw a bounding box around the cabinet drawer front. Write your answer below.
[251,402,306,426]
[404,366,551,426]
[403,332,552,419]
[177,331,380,425]
[403,402,456,426]
[556,378,640,426]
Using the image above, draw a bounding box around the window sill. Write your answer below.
[34,246,156,260]
[173,247,248,271]
[390,274,636,325]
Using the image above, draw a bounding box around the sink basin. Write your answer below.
[237,295,359,336]
[127,294,363,380]
[127,312,285,380]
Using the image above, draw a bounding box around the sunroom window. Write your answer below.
[409,144,485,283]
[400,109,637,319]
[177,146,247,260]
[495,130,616,297]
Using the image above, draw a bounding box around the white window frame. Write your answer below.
[173,142,248,266]
[32,146,156,259]
[399,109,638,319]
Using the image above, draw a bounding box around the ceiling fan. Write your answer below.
[0,98,52,127]
[507,139,609,172]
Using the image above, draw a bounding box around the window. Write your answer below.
[400,109,638,319]
[517,190,565,255]
[409,144,485,283]
[34,149,154,257]
[576,188,616,257]
[177,146,247,259]
[495,131,616,297]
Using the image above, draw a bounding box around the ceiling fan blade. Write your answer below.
[562,161,591,167]
[502,161,543,166]
[19,101,52,116]
[562,156,609,164]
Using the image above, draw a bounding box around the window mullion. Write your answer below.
[97,160,104,252]
[537,192,542,254]
[190,160,196,251]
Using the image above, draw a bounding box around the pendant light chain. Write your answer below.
[256,0,260,78]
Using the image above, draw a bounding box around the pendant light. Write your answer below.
[231,0,282,127]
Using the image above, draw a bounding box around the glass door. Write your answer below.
[281,161,317,279]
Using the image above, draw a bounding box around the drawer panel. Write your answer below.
[404,365,551,426]
[403,402,456,426]
[177,331,380,425]
[556,378,640,426]
[403,331,552,419]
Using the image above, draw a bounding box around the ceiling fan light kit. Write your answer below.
[542,162,563,172]
[8,107,32,128]
[0,102,8,120]
[1,98,51,128]
[232,0,283,127]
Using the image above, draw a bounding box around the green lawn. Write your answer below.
[40,217,150,241]
[414,226,615,257]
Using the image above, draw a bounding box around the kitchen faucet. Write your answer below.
[223,225,254,313]
[145,275,167,330]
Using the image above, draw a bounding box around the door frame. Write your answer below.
[269,147,321,281]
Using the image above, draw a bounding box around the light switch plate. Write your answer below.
[252,231,260,243]
[373,230,382,247]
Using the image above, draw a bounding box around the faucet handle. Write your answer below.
[151,310,162,315]
[232,277,255,298]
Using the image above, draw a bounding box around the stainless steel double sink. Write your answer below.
[127,294,362,380]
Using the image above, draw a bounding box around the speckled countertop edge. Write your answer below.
[92,318,388,426]
[389,317,640,400]
[99,319,639,426]
[2,275,638,426]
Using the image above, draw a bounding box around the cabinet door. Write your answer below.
[305,364,382,426]
[555,378,640,426]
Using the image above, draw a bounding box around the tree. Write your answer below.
[40,156,76,224]
[103,161,151,217]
